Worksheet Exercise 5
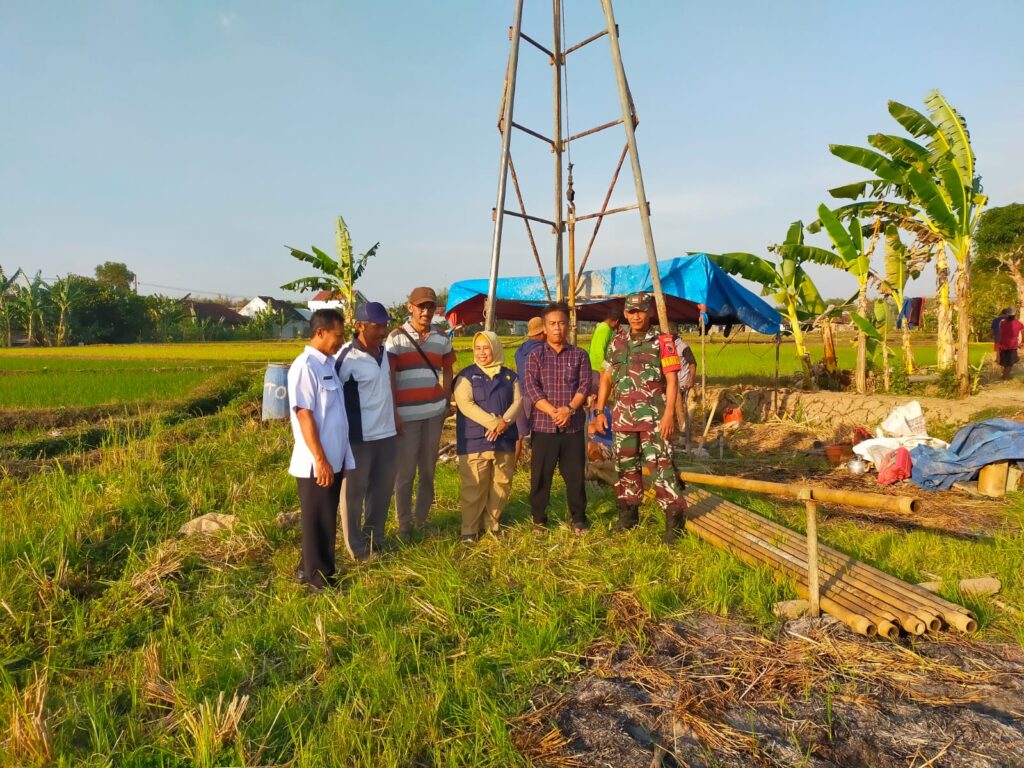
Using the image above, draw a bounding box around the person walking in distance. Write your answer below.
[287,309,356,591]
[336,301,398,561]
[523,302,593,535]
[513,316,545,466]
[997,307,1024,380]
[591,292,687,542]
[453,331,522,541]
[385,287,456,541]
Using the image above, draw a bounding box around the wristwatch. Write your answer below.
[568,405,577,415]
[502,415,513,424]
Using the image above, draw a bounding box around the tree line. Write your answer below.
[0,261,299,346]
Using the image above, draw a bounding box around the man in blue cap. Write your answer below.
[335,301,398,560]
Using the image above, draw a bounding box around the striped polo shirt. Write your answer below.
[384,321,455,422]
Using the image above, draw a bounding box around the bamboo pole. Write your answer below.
[688,490,973,631]
[701,494,943,625]
[702,501,929,634]
[689,503,913,635]
[684,515,877,637]
[690,513,901,639]
[680,471,920,515]
[799,490,820,618]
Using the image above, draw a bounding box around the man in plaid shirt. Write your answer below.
[523,302,593,534]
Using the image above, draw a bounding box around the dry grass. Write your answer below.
[4,668,52,767]
[179,691,250,768]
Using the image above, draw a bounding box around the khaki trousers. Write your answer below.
[458,451,516,536]
[394,413,446,532]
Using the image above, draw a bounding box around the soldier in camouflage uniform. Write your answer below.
[590,292,686,541]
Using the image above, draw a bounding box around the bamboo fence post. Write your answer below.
[799,489,820,618]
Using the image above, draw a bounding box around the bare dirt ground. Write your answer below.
[514,594,1024,768]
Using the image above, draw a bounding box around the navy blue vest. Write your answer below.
[455,364,519,455]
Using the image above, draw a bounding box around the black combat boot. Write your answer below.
[663,508,684,544]
[613,501,640,532]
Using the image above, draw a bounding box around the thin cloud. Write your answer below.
[218,12,238,30]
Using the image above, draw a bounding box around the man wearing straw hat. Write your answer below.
[591,292,686,541]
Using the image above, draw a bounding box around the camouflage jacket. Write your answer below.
[605,326,669,431]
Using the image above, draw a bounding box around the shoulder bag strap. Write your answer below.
[398,327,441,384]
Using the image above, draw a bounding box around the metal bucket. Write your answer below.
[262,363,290,421]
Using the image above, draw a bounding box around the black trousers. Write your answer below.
[296,471,343,588]
[530,430,587,526]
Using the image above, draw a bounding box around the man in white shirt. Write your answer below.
[287,308,356,591]
[336,301,397,560]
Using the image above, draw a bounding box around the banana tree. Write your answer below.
[877,223,926,374]
[282,216,379,328]
[0,266,14,346]
[709,222,827,385]
[826,90,984,397]
[801,206,877,393]
[50,275,84,347]
[14,272,51,346]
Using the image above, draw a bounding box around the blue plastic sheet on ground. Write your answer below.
[909,418,1024,491]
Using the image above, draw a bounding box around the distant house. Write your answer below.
[307,289,368,314]
[182,300,248,329]
[239,296,310,339]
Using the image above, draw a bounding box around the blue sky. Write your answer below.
[2,1,1022,305]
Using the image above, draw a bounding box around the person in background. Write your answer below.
[997,307,1024,380]
[591,292,686,542]
[386,287,456,541]
[524,302,593,535]
[336,302,397,561]
[287,309,356,592]
[453,332,522,541]
[674,330,698,443]
[513,316,545,466]
[588,304,622,394]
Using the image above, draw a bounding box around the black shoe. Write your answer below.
[613,503,640,532]
[663,509,684,544]
[294,568,307,585]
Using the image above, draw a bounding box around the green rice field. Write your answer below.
[0,340,1021,766]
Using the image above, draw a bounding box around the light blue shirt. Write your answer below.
[287,346,356,476]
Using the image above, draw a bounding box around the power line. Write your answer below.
[135,281,251,299]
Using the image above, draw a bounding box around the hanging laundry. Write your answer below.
[896,298,912,329]
[909,297,925,328]
[896,297,926,330]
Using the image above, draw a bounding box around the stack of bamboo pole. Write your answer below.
[683,489,976,639]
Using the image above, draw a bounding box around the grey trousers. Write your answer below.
[340,436,398,559]
[394,413,445,531]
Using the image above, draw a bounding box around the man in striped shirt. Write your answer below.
[385,286,456,540]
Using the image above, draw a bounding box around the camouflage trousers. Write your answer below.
[613,429,686,512]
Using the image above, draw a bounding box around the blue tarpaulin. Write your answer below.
[910,419,1024,491]
[445,254,783,335]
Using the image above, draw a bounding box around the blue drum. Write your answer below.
[261,363,290,421]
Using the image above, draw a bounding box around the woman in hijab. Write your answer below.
[453,331,522,541]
